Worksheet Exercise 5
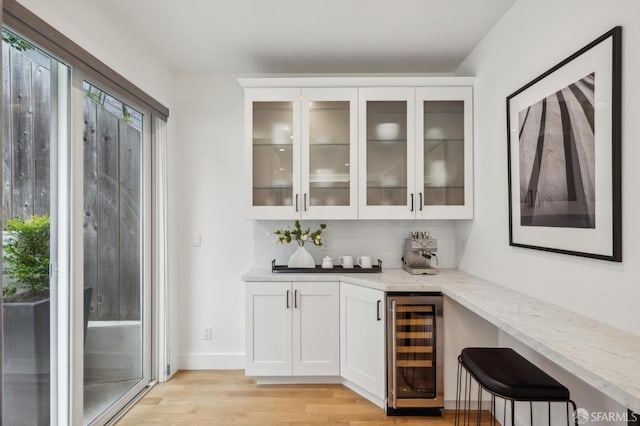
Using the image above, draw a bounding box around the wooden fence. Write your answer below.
[2,42,141,321]
[83,98,141,321]
[2,42,51,223]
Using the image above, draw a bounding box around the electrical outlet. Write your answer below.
[203,327,212,340]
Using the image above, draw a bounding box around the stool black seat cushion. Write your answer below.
[460,347,570,402]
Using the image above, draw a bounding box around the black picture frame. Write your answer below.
[506,26,622,262]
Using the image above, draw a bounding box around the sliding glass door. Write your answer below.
[2,27,153,425]
[72,73,152,425]
[1,29,70,425]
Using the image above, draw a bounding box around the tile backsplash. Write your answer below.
[253,220,457,270]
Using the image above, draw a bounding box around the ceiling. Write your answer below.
[97,0,515,74]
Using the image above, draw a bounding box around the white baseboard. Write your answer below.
[256,376,341,385]
[178,352,245,370]
[342,379,385,409]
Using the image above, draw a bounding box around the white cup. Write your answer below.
[321,256,334,269]
[357,256,372,269]
[339,255,354,269]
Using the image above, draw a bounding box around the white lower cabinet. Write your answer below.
[245,281,339,376]
[339,282,386,405]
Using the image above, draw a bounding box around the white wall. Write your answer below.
[172,74,251,368]
[13,0,180,376]
[455,0,639,420]
[455,0,640,337]
[443,298,497,406]
[255,220,457,270]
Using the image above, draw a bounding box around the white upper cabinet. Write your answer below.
[245,87,358,220]
[416,87,473,219]
[241,78,474,220]
[359,86,473,220]
[358,87,416,220]
[301,88,358,219]
[245,88,301,220]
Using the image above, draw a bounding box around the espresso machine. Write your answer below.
[402,231,438,275]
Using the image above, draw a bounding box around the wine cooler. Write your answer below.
[387,293,443,415]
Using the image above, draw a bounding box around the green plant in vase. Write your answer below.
[273,221,327,268]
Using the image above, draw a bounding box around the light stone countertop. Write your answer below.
[242,268,640,412]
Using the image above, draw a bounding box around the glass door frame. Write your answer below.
[52,56,71,426]
[245,87,301,220]
[69,70,153,425]
[300,87,358,220]
[358,87,416,220]
[415,86,473,220]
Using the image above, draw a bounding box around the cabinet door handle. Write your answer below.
[295,194,299,212]
[286,290,290,309]
[376,300,382,321]
[294,289,298,308]
[303,193,307,211]
[410,193,414,212]
[419,192,423,211]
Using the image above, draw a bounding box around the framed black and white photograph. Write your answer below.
[507,26,622,261]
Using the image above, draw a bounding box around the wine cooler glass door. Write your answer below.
[388,295,444,410]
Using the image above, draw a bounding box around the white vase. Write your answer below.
[287,246,316,268]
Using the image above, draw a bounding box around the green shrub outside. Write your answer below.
[3,215,50,299]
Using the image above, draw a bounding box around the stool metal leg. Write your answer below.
[569,400,578,426]
[456,359,462,426]
[464,367,469,426]
[491,394,496,426]
[465,370,471,426]
[477,384,482,426]
[503,396,507,426]
[511,400,515,426]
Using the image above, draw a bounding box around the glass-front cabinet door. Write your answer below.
[246,87,357,220]
[246,88,301,219]
[301,88,357,219]
[358,88,416,219]
[416,87,473,219]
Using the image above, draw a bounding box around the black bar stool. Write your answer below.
[455,347,578,425]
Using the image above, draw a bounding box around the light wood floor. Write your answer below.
[117,370,492,425]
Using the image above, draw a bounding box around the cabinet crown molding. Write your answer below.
[238,76,475,88]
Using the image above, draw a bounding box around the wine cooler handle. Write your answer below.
[286,290,290,309]
[376,300,381,321]
[391,300,398,409]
